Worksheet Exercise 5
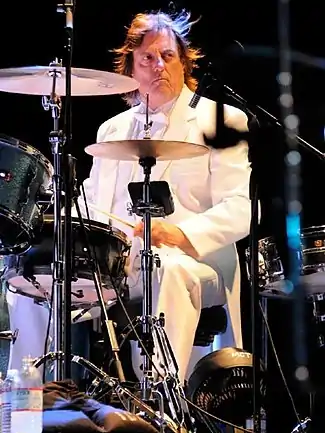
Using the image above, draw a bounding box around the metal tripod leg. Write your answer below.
[149,314,195,432]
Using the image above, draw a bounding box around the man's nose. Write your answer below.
[154,55,165,71]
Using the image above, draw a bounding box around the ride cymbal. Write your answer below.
[85,139,209,161]
[0,66,139,96]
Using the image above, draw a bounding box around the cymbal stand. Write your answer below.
[138,93,156,399]
[129,157,194,431]
[128,94,195,431]
[58,0,74,380]
[41,60,65,380]
[41,0,75,381]
[139,155,158,399]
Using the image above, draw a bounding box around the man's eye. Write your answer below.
[163,52,175,59]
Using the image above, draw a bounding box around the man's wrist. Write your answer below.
[177,228,199,259]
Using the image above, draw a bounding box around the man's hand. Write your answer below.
[134,220,199,259]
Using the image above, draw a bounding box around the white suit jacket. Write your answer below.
[80,85,252,349]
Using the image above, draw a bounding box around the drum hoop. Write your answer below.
[303,247,325,254]
[260,227,325,241]
[43,215,130,245]
[302,263,325,271]
[0,206,33,254]
[301,226,325,237]
[0,134,53,176]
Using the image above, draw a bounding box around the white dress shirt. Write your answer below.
[110,97,176,239]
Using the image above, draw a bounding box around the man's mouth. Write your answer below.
[153,77,168,83]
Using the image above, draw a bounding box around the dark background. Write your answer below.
[1,1,325,431]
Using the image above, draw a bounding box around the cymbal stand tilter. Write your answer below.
[126,94,195,432]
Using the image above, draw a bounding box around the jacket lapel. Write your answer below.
[95,159,118,218]
[96,110,137,214]
[153,86,197,180]
[164,86,196,142]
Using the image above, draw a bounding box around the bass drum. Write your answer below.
[0,134,53,255]
[246,226,325,297]
[3,216,131,306]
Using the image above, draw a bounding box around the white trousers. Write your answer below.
[5,288,96,379]
[127,246,227,383]
[6,290,49,371]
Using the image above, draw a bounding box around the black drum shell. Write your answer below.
[2,216,131,305]
[0,134,53,255]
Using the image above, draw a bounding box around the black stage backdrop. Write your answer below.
[1,1,325,432]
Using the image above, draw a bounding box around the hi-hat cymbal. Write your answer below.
[0,66,139,96]
[85,139,209,161]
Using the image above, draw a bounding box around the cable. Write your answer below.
[181,395,253,433]
[259,300,305,429]
[42,282,54,382]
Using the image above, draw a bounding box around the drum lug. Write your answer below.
[72,256,87,282]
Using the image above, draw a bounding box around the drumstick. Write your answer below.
[86,203,136,229]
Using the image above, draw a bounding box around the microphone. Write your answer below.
[188,64,213,109]
[189,41,245,110]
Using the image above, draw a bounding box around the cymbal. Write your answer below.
[0,66,139,96]
[85,139,209,161]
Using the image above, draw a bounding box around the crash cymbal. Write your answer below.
[85,139,209,161]
[0,66,139,96]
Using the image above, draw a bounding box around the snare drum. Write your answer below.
[2,216,131,306]
[0,134,53,255]
[300,226,325,287]
[246,226,325,296]
[245,236,286,292]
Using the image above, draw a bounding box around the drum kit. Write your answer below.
[0,69,209,433]
[0,5,210,432]
[2,5,325,433]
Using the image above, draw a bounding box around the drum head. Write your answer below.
[7,272,119,305]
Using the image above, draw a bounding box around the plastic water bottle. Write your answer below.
[245,408,267,433]
[0,372,4,431]
[11,356,43,433]
[1,369,19,433]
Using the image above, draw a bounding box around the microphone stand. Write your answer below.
[218,83,263,433]
[225,85,325,431]
[221,83,325,162]
[205,77,325,432]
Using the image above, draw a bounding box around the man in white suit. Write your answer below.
[78,9,252,383]
[6,9,251,384]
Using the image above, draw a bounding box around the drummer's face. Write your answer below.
[132,29,184,109]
